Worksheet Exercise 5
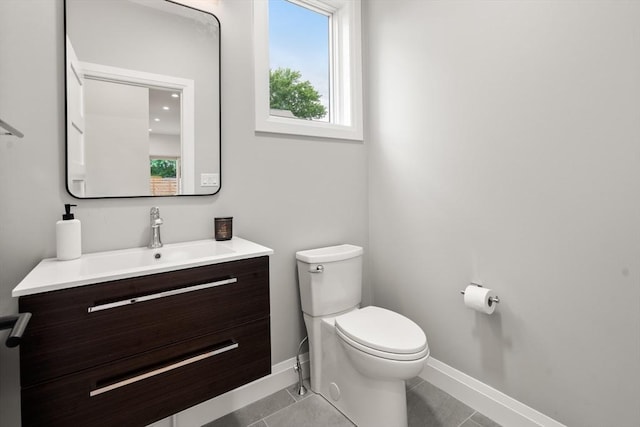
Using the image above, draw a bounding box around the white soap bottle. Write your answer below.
[56,204,81,261]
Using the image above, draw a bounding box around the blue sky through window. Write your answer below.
[269,0,330,120]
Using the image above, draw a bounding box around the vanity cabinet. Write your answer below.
[18,256,271,426]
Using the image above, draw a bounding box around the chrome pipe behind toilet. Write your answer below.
[294,336,308,396]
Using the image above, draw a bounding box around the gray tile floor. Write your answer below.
[203,377,501,427]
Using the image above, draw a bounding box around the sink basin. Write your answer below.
[81,240,236,276]
[13,237,273,297]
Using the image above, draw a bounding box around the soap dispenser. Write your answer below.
[56,204,81,260]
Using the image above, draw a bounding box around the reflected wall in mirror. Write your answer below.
[65,0,220,198]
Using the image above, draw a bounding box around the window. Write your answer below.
[269,0,330,122]
[150,158,179,196]
[254,0,363,141]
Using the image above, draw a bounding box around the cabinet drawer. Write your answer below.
[19,256,269,386]
[21,318,271,427]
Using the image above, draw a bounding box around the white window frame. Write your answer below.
[253,0,363,141]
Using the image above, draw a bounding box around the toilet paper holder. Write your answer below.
[460,283,500,304]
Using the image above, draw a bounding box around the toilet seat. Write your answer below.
[335,306,428,361]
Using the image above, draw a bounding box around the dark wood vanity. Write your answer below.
[17,256,271,426]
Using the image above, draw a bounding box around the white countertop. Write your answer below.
[13,237,273,297]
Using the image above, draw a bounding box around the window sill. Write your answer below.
[255,115,363,141]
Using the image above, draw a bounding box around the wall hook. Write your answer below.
[0,118,24,138]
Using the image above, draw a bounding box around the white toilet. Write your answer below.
[296,244,429,427]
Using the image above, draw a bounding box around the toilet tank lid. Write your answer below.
[296,244,363,263]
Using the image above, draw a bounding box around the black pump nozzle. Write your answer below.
[62,204,77,220]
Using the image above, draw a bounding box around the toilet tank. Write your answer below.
[296,244,363,316]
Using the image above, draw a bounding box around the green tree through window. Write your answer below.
[150,159,176,178]
[270,67,327,120]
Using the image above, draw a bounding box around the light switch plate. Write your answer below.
[200,173,219,187]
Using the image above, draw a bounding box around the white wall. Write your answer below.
[150,133,181,158]
[84,79,150,196]
[0,1,368,426]
[365,1,640,426]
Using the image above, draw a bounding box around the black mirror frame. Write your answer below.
[63,0,222,199]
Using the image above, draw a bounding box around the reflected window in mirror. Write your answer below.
[150,158,179,196]
[64,0,221,198]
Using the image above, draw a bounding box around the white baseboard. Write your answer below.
[149,354,564,427]
[421,358,566,427]
[154,354,309,427]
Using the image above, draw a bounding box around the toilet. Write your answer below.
[296,244,429,427]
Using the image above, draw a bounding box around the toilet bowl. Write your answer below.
[296,245,430,427]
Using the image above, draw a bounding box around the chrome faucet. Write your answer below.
[148,207,163,249]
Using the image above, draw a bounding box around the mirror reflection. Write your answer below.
[65,0,220,198]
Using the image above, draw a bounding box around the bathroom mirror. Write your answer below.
[64,0,221,198]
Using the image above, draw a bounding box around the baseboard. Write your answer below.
[421,358,566,427]
[154,354,309,427]
[149,353,564,427]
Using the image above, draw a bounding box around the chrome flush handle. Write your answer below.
[310,265,324,273]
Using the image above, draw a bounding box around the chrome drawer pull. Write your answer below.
[89,342,239,397]
[88,277,238,313]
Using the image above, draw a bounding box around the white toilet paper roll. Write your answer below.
[463,285,497,314]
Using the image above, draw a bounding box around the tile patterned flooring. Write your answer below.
[203,377,501,427]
